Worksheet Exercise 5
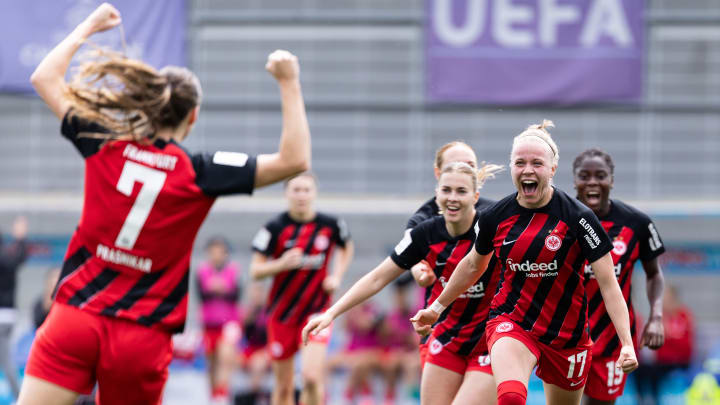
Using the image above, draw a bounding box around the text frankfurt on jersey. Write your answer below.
[123,144,178,171]
[506,259,559,278]
[579,217,602,249]
[96,243,152,272]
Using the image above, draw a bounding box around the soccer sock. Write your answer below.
[211,385,229,399]
[497,380,527,405]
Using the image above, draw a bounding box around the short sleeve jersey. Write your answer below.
[252,212,350,326]
[391,214,501,356]
[54,112,256,333]
[584,199,665,358]
[474,188,612,349]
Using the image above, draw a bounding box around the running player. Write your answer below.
[303,162,501,405]
[21,4,311,405]
[406,142,500,369]
[573,149,666,405]
[196,237,242,403]
[250,172,354,405]
[412,121,639,405]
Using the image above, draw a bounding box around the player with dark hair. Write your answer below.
[304,162,502,405]
[250,172,354,405]
[21,3,311,404]
[412,121,639,405]
[573,148,666,405]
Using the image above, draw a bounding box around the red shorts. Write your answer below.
[267,315,331,360]
[419,341,429,368]
[203,326,224,354]
[26,303,172,405]
[486,316,592,391]
[425,337,492,375]
[584,356,628,400]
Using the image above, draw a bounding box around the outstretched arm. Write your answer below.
[592,252,638,373]
[254,50,311,188]
[302,257,405,343]
[30,3,122,119]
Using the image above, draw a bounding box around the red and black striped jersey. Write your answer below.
[475,188,612,349]
[252,212,350,326]
[391,213,500,356]
[583,199,665,358]
[55,112,257,333]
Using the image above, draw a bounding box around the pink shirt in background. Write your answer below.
[197,261,241,328]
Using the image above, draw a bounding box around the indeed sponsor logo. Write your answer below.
[439,276,484,299]
[579,218,601,249]
[506,259,559,278]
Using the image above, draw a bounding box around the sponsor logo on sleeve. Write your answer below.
[338,218,350,241]
[252,228,271,251]
[394,229,413,255]
[579,217,602,249]
[213,151,249,167]
[648,223,662,251]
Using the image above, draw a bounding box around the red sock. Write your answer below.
[497,380,527,405]
[212,385,229,399]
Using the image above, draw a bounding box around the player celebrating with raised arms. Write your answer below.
[412,121,639,405]
[250,172,354,405]
[22,3,311,405]
[573,149,666,405]
[303,162,502,405]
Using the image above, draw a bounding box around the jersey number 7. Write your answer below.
[114,161,167,250]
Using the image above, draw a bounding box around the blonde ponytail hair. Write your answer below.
[440,161,504,191]
[511,119,559,166]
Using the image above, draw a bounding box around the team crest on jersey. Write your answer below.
[478,355,491,367]
[612,239,627,256]
[545,234,562,251]
[314,235,330,251]
[429,339,443,355]
[496,322,514,333]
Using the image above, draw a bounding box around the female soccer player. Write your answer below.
[250,172,354,405]
[196,237,242,403]
[21,3,311,405]
[406,142,500,368]
[412,121,639,405]
[573,149,666,405]
[303,162,501,405]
